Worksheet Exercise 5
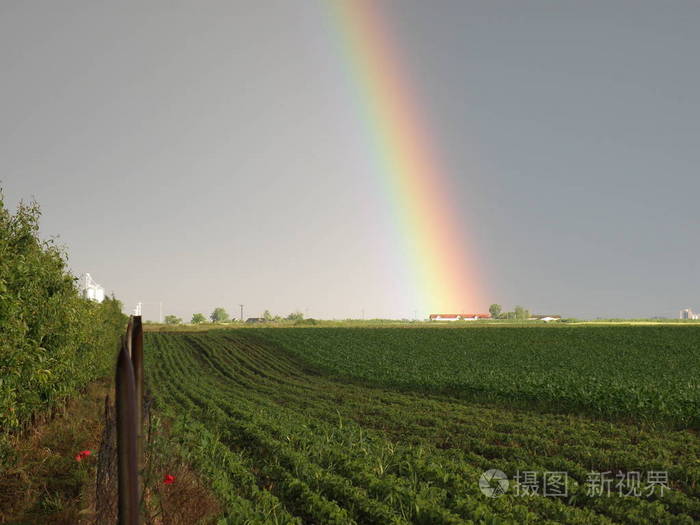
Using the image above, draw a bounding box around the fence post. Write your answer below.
[125,317,133,355]
[131,315,144,501]
[116,335,139,525]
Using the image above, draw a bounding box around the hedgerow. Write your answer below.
[0,189,127,466]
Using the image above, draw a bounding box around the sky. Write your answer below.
[1,0,699,321]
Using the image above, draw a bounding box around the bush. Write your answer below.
[191,313,206,324]
[0,190,127,465]
[294,318,318,326]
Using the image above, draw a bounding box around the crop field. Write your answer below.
[254,326,700,428]
[145,328,700,524]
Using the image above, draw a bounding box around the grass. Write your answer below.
[0,378,110,524]
[0,376,221,524]
[142,318,700,333]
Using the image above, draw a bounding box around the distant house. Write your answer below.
[430,314,459,321]
[528,315,562,322]
[429,313,491,321]
[680,309,699,320]
[245,317,265,324]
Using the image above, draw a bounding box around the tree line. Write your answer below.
[163,309,306,325]
[488,304,531,320]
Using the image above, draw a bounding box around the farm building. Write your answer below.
[429,313,491,321]
[680,309,699,320]
[529,315,562,322]
[80,273,105,303]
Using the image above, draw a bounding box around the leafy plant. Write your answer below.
[144,330,700,523]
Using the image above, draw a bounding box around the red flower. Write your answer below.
[75,450,92,461]
[163,474,175,485]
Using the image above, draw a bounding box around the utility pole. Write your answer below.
[159,302,163,324]
[239,304,244,322]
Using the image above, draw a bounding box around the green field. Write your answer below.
[254,326,700,428]
[145,328,700,524]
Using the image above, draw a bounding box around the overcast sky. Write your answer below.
[2,0,699,320]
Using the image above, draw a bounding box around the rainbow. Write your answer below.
[326,0,485,314]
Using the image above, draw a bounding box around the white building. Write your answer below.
[680,308,699,320]
[429,313,491,321]
[81,273,105,303]
[529,315,562,322]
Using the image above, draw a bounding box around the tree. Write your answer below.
[489,304,502,319]
[210,307,230,323]
[191,313,206,324]
[0,187,128,437]
[286,310,304,322]
[514,305,530,320]
[263,309,273,321]
[164,315,181,325]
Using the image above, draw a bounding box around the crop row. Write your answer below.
[144,331,700,523]
[253,326,700,428]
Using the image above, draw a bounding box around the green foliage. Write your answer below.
[145,331,700,523]
[294,318,318,326]
[514,305,530,320]
[164,315,182,325]
[256,326,700,428]
[210,307,229,323]
[191,313,206,324]
[489,303,502,319]
[263,309,273,321]
[286,310,304,322]
[0,190,126,464]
